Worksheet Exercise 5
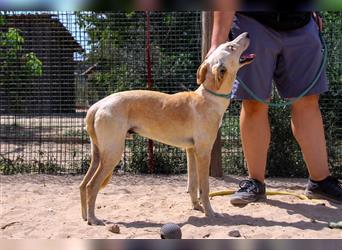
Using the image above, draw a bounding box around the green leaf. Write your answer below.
[24,52,43,76]
[0,15,4,26]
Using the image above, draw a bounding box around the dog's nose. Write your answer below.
[245,32,249,39]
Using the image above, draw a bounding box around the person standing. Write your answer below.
[207,11,342,205]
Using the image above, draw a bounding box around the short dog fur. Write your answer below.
[80,32,254,225]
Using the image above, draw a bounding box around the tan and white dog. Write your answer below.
[80,32,255,225]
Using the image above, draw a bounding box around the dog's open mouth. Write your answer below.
[239,53,256,64]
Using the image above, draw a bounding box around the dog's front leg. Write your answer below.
[186,148,203,212]
[194,148,221,217]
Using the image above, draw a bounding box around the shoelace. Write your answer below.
[239,179,260,194]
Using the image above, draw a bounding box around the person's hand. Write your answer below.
[206,44,219,59]
[312,12,323,32]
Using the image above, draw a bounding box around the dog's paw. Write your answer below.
[213,212,224,218]
[205,210,224,218]
[82,212,87,221]
[87,217,105,226]
[193,203,204,212]
[204,211,215,217]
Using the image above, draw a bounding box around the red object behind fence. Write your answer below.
[145,11,156,174]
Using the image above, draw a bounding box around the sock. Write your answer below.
[310,176,331,184]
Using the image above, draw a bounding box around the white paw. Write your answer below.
[193,203,204,212]
[87,216,105,226]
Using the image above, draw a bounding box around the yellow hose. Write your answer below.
[209,190,339,229]
[209,190,309,200]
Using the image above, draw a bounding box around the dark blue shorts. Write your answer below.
[231,13,329,100]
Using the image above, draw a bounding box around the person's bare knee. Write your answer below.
[242,100,269,117]
[291,95,320,113]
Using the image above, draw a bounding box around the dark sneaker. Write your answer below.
[230,178,266,206]
[305,176,342,204]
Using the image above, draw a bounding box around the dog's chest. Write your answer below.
[219,117,223,128]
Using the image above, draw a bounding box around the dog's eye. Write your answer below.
[220,68,226,75]
[228,45,236,51]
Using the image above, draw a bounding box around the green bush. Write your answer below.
[124,135,187,174]
[0,18,43,113]
[0,155,63,175]
[267,104,307,178]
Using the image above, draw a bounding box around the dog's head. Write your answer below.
[197,32,255,91]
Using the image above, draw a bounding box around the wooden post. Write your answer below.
[201,11,223,177]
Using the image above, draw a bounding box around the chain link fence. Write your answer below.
[0,11,341,177]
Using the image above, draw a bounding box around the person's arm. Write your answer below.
[207,11,235,58]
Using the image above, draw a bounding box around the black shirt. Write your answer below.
[240,12,312,31]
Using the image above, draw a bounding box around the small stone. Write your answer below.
[202,233,210,238]
[107,224,120,234]
[228,230,241,238]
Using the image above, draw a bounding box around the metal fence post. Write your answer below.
[145,11,156,174]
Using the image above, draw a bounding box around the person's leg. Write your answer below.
[230,100,268,206]
[291,95,342,203]
[291,95,330,181]
[280,20,329,178]
[272,18,341,203]
[240,100,270,183]
[229,14,279,206]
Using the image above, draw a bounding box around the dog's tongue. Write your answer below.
[241,54,256,59]
[239,53,256,63]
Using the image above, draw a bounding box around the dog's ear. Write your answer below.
[196,61,208,85]
[213,64,227,90]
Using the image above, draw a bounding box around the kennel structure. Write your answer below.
[0,11,341,177]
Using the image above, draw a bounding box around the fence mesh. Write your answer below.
[0,11,341,177]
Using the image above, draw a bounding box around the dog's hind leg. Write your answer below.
[80,141,100,221]
[186,148,203,212]
[86,141,125,225]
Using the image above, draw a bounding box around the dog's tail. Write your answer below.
[84,105,101,182]
[85,105,99,146]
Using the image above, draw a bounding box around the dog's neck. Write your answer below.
[195,84,231,114]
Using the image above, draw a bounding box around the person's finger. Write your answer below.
[312,12,323,32]
[205,47,216,59]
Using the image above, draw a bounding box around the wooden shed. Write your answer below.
[0,14,84,114]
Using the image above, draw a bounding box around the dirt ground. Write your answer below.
[1,174,341,239]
